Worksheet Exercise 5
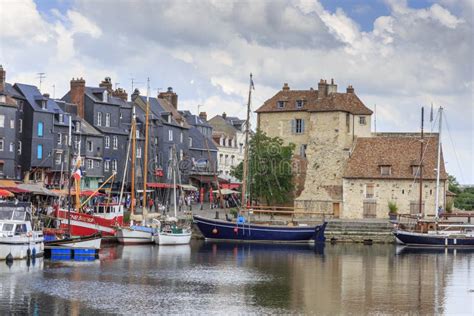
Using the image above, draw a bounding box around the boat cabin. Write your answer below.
[91,203,123,218]
[0,202,36,237]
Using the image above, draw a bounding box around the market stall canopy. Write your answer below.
[17,183,58,196]
[147,183,176,189]
[0,189,14,197]
[0,180,28,193]
[212,188,241,195]
[179,184,198,191]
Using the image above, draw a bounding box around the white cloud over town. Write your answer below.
[0,0,472,183]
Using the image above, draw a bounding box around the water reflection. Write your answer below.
[0,242,472,314]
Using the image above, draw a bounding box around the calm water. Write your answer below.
[1,242,473,315]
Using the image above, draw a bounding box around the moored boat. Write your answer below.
[116,226,155,245]
[0,202,44,260]
[44,233,102,250]
[193,215,327,243]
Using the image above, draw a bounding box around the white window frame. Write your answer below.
[180,132,183,143]
[87,140,93,152]
[113,136,118,149]
[277,101,285,109]
[168,130,173,141]
[19,119,22,133]
[17,141,21,155]
[105,136,110,149]
[57,133,62,145]
[359,116,366,125]
[105,113,111,127]
[294,119,305,134]
[104,160,110,172]
[0,115,5,128]
[55,153,62,165]
[97,112,103,126]
[0,138,4,151]
[10,119,14,129]
[87,159,93,169]
[189,137,193,147]
[112,159,117,171]
[137,146,142,158]
[9,142,14,152]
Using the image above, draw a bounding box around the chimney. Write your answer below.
[346,85,354,94]
[112,87,128,101]
[131,88,140,101]
[0,65,5,92]
[222,112,227,119]
[43,93,50,99]
[327,78,337,94]
[158,87,178,109]
[282,83,290,91]
[199,112,207,121]
[70,77,86,118]
[99,77,113,93]
[318,79,328,99]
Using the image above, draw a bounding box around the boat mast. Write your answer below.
[419,107,424,217]
[435,107,443,218]
[172,145,177,218]
[131,105,137,218]
[142,78,150,221]
[241,73,253,208]
[119,118,133,209]
[67,115,72,236]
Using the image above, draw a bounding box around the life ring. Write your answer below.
[212,228,218,234]
[233,227,238,234]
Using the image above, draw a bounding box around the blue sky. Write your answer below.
[1,0,473,184]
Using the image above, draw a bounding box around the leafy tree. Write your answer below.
[449,175,474,210]
[231,130,295,205]
[448,175,461,195]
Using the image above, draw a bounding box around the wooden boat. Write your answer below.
[116,225,155,244]
[44,233,102,250]
[193,215,327,242]
[0,202,44,260]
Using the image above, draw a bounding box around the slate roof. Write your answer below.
[188,126,218,152]
[256,88,372,115]
[344,135,447,180]
[137,95,188,129]
[208,115,239,137]
[180,110,212,128]
[15,83,64,114]
[85,87,128,107]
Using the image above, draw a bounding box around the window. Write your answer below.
[293,119,305,134]
[168,130,173,141]
[380,166,391,176]
[19,119,22,133]
[87,159,93,169]
[296,100,304,108]
[87,140,93,152]
[41,100,46,110]
[359,116,366,125]
[137,146,142,158]
[37,122,44,137]
[105,136,110,148]
[412,166,422,177]
[180,132,183,143]
[239,143,243,153]
[179,149,183,160]
[228,139,232,147]
[104,160,110,172]
[103,90,108,102]
[9,142,13,152]
[0,163,3,174]
[365,183,375,198]
[59,113,63,123]
[57,133,62,145]
[95,161,100,168]
[64,135,68,146]
[17,100,23,111]
[112,160,117,171]
[225,154,228,165]
[55,153,62,165]
[346,113,350,133]
[189,137,193,147]
[136,130,140,139]
[37,144,43,160]
[75,122,81,131]
[363,201,377,218]
[105,113,111,127]
[219,154,223,164]
[154,137,158,145]
[17,141,21,155]
[0,115,4,127]
[10,119,14,129]
[97,112,103,126]
[300,144,307,158]
[0,138,3,151]
[168,147,173,161]
[277,101,285,108]
[113,136,118,149]
[231,155,235,166]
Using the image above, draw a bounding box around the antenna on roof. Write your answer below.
[130,77,143,92]
[37,72,46,92]
[52,84,56,99]
[197,104,203,115]
[115,82,120,89]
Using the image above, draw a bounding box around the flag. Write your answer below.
[250,74,255,90]
[73,168,82,181]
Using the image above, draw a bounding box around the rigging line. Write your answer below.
[443,112,466,184]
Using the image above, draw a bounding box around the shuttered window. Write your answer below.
[363,201,377,218]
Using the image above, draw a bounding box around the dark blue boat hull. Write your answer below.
[193,215,327,243]
[394,230,474,247]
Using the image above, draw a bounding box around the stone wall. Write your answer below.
[342,178,447,219]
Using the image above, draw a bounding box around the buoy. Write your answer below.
[212,228,218,234]
[233,227,238,234]
[5,253,13,263]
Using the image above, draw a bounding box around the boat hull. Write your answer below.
[193,215,327,243]
[156,232,192,245]
[44,234,102,250]
[116,227,154,245]
[55,209,120,237]
[0,235,44,260]
[394,230,474,247]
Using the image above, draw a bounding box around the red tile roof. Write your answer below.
[344,135,447,180]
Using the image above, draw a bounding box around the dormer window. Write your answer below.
[75,121,81,132]
[103,90,108,102]
[296,100,304,108]
[41,100,47,110]
[0,95,5,103]
[380,166,391,176]
[58,113,63,123]
[277,101,285,109]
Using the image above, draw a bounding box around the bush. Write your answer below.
[446,200,453,213]
[229,208,238,218]
[388,201,398,214]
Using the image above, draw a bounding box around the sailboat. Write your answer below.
[117,79,156,244]
[155,146,192,245]
[394,107,474,247]
[44,115,102,253]
[193,74,328,243]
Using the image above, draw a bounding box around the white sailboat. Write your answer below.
[155,146,192,245]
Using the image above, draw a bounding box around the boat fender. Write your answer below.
[5,253,13,263]
[234,227,238,234]
[32,248,37,258]
[27,248,31,258]
[212,228,218,234]
[27,231,32,238]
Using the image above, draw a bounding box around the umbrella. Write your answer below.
[0,189,14,197]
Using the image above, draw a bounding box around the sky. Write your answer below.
[0,0,472,184]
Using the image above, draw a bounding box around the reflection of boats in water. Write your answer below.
[0,257,44,273]
[198,241,323,255]
[395,244,474,256]
[157,245,191,263]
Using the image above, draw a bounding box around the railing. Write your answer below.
[240,207,329,222]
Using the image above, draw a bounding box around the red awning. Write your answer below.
[147,183,176,189]
[80,190,106,197]
[2,187,29,193]
[221,183,241,190]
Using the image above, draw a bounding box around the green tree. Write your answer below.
[449,175,474,211]
[448,175,461,195]
[231,130,295,205]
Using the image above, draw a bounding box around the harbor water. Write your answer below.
[1,242,473,315]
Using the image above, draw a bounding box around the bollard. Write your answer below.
[215,211,219,219]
